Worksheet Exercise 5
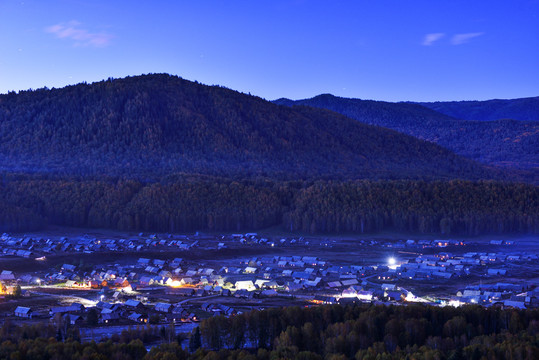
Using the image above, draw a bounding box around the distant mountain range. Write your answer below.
[418,97,539,121]
[0,74,497,181]
[274,94,538,171]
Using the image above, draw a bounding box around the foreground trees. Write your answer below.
[0,304,537,359]
[196,304,539,357]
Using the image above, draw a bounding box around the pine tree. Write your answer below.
[189,327,201,352]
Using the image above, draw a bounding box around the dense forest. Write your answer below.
[0,175,537,235]
[0,74,500,181]
[0,74,536,236]
[275,94,539,171]
[419,96,539,121]
[0,304,537,359]
[196,304,539,359]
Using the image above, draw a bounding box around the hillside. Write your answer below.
[0,74,495,181]
[274,94,539,171]
[418,96,539,121]
[0,75,536,235]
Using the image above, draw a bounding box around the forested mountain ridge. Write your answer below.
[274,94,539,171]
[0,74,537,235]
[418,96,539,121]
[0,74,496,180]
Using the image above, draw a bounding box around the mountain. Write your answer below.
[0,74,496,181]
[274,94,538,171]
[0,74,536,235]
[418,97,539,121]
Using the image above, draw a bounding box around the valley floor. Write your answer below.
[0,227,537,345]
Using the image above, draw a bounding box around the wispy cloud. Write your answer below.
[451,32,484,45]
[45,21,112,47]
[422,33,445,46]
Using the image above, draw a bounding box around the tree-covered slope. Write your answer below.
[274,94,538,171]
[0,74,495,180]
[1,176,537,234]
[418,96,539,121]
[1,75,535,236]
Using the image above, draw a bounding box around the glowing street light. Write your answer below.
[388,257,396,266]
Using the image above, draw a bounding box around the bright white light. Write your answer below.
[388,257,396,266]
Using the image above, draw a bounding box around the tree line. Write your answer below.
[0,304,536,359]
[0,175,537,235]
[196,304,539,359]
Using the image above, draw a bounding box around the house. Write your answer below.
[244,267,257,274]
[201,303,214,312]
[261,289,278,297]
[461,290,481,297]
[15,306,32,318]
[234,289,252,299]
[327,281,342,288]
[302,256,318,265]
[174,288,195,296]
[155,302,172,313]
[381,284,396,291]
[313,295,336,304]
[341,287,358,298]
[128,313,147,323]
[138,258,151,266]
[338,297,360,305]
[65,280,78,287]
[285,283,303,292]
[341,279,359,287]
[216,304,237,316]
[171,306,190,320]
[171,258,183,267]
[488,269,507,276]
[255,279,270,288]
[159,270,172,278]
[200,268,216,276]
[138,276,156,287]
[357,291,374,301]
[62,264,76,272]
[0,271,15,281]
[154,259,166,267]
[503,299,526,309]
[385,291,405,302]
[50,303,85,316]
[124,299,145,310]
[304,278,322,287]
[180,278,195,285]
[235,280,255,291]
[100,312,120,324]
[113,278,130,288]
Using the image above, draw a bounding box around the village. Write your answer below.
[0,229,537,342]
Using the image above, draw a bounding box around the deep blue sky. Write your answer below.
[1,0,538,101]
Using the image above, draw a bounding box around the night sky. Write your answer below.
[1,0,538,101]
